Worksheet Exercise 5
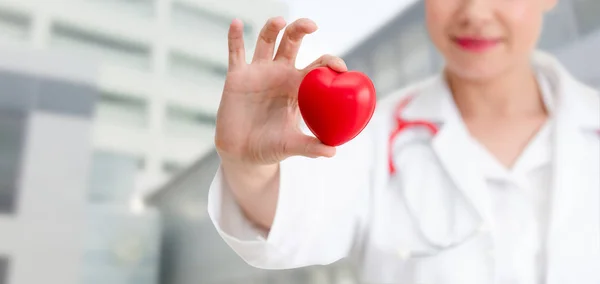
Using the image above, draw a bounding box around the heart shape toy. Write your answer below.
[298,67,377,146]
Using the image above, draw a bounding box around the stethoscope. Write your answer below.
[386,94,487,258]
[387,95,439,175]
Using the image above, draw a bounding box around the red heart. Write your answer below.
[298,67,377,146]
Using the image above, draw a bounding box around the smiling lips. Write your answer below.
[454,37,501,52]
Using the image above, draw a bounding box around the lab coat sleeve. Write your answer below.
[207,119,378,270]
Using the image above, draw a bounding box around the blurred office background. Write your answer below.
[0,0,598,284]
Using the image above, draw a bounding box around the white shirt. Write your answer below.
[469,73,555,284]
[471,119,553,284]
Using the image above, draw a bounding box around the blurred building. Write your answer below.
[0,1,287,284]
[0,44,97,284]
[145,150,358,284]
[0,0,287,198]
[0,42,161,284]
[342,0,600,97]
[81,205,161,284]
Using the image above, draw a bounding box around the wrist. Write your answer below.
[221,158,279,177]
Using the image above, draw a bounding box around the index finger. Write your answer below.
[228,19,246,69]
[274,18,318,64]
[253,17,287,62]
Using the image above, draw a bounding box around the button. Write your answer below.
[397,248,412,260]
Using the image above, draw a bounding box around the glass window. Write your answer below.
[163,161,184,176]
[49,24,151,70]
[0,109,26,214]
[0,9,30,42]
[170,1,252,37]
[95,92,148,128]
[398,24,433,82]
[168,52,227,85]
[538,0,578,50]
[372,42,402,95]
[243,24,254,42]
[36,78,96,118]
[88,151,138,203]
[592,79,600,89]
[0,257,8,284]
[81,207,161,284]
[401,47,432,81]
[307,267,332,284]
[430,47,445,71]
[84,0,155,18]
[164,105,215,136]
[572,0,600,37]
[136,157,146,171]
[334,266,357,284]
[0,72,35,111]
[347,57,369,75]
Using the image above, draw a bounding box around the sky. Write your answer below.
[278,0,417,68]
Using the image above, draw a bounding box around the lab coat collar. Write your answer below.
[392,75,458,124]
[531,51,599,130]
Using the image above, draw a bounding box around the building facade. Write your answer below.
[0,43,163,284]
[145,151,358,284]
[0,1,288,284]
[342,0,600,98]
[0,44,97,284]
[0,0,287,199]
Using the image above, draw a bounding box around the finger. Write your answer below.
[228,19,246,69]
[253,17,287,62]
[274,18,318,64]
[301,54,348,74]
[285,135,336,158]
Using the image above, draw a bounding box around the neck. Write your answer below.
[446,62,548,119]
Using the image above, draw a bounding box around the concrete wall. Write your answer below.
[146,151,357,284]
[553,29,600,87]
[0,0,288,191]
[0,46,98,284]
[81,205,161,284]
[10,112,93,284]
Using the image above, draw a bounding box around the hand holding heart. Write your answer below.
[215,17,375,167]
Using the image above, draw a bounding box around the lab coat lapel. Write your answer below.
[431,117,494,231]
[402,76,495,230]
[546,119,600,284]
[541,52,600,283]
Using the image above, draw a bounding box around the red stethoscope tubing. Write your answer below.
[388,96,440,175]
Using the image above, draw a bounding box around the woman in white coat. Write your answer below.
[208,0,600,282]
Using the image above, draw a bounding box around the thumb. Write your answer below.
[285,134,336,158]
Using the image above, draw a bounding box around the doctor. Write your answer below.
[209,0,600,283]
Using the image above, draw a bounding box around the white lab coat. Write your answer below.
[207,51,600,284]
